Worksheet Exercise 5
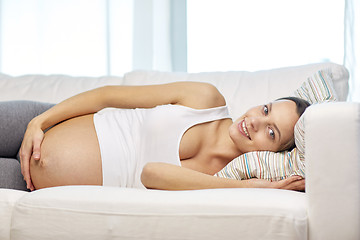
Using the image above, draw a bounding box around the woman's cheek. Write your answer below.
[252,136,273,152]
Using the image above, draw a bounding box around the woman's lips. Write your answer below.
[238,119,251,140]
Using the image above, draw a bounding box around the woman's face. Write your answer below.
[229,100,299,153]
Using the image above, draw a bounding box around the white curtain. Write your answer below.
[187,0,344,73]
[0,0,185,77]
[132,0,171,71]
[344,0,360,102]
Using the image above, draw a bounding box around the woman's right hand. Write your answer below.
[19,119,45,191]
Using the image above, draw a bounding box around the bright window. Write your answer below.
[0,0,347,78]
[187,0,344,72]
[0,0,133,77]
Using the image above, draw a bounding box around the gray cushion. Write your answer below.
[0,101,54,158]
[0,158,28,191]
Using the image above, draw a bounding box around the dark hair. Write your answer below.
[276,96,310,117]
[275,96,310,151]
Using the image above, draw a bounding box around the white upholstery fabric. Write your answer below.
[11,186,307,240]
[306,102,360,240]
[0,74,124,103]
[0,189,27,240]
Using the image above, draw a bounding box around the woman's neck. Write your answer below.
[209,118,243,165]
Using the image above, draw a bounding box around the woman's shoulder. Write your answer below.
[177,82,226,109]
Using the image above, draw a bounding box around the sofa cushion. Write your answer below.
[0,189,27,240]
[11,186,307,240]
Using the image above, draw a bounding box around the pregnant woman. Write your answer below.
[18,82,307,191]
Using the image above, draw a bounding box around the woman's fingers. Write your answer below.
[20,127,44,191]
[19,144,32,190]
[32,136,42,161]
[277,176,305,191]
[246,176,305,191]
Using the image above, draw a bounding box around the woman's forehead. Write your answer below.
[271,100,298,140]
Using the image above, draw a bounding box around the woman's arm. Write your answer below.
[20,82,225,190]
[141,162,305,191]
[29,82,225,132]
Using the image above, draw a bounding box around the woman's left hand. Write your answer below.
[248,176,305,192]
[276,176,305,191]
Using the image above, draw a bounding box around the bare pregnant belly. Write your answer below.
[30,114,102,189]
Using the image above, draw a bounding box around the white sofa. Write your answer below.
[0,62,359,240]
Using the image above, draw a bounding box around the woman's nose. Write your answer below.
[248,117,265,132]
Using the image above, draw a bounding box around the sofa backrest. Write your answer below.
[0,62,348,118]
[123,63,348,118]
[0,74,124,104]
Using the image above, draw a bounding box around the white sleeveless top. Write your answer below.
[93,104,230,188]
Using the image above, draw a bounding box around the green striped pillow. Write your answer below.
[215,70,337,181]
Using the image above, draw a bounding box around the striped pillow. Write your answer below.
[293,70,338,163]
[215,70,337,181]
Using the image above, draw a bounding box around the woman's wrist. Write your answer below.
[29,115,47,131]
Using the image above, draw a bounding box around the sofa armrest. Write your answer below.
[305,102,360,240]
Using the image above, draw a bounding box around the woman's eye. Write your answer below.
[269,128,275,139]
[263,105,269,115]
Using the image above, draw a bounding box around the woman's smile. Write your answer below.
[238,119,251,140]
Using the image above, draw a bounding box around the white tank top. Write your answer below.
[93,104,230,188]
